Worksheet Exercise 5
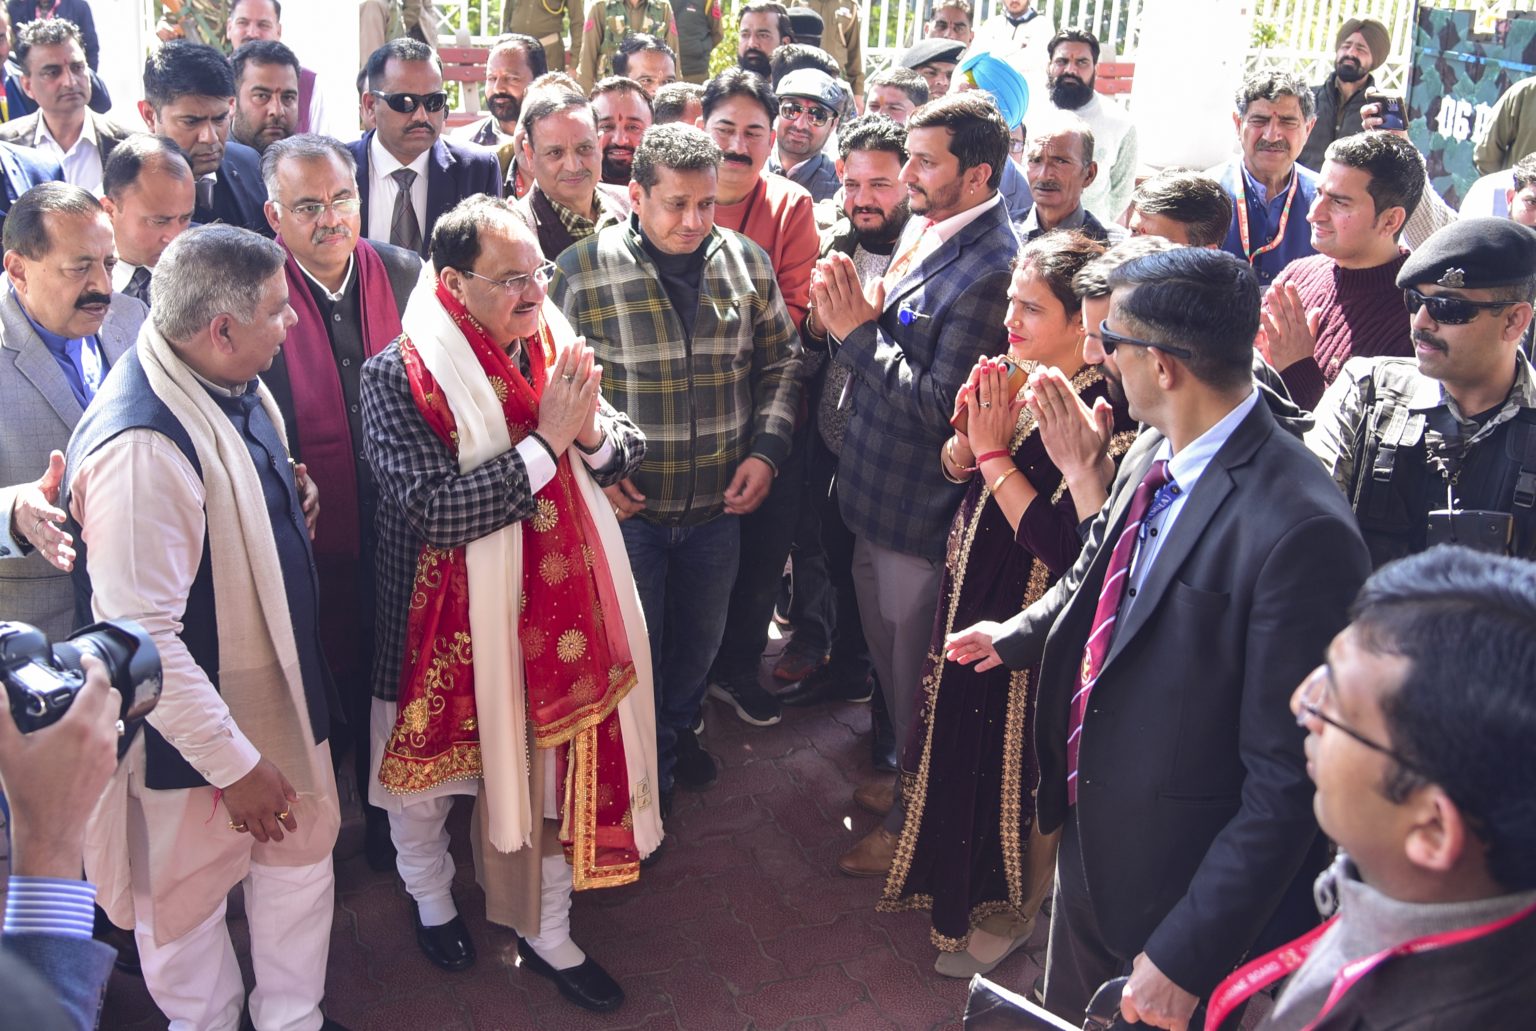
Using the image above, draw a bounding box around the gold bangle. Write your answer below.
[990,466,1019,494]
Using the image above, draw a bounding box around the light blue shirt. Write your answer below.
[1122,389,1260,614]
[4,876,98,939]
[13,286,104,407]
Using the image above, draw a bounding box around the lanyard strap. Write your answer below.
[1205,898,1536,1031]
[1234,168,1299,265]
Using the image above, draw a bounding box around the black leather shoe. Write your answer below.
[364,809,396,873]
[672,728,718,789]
[640,834,666,868]
[413,905,476,972]
[779,667,874,707]
[516,938,625,1012]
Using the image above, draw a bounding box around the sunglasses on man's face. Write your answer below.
[370,89,449,114]
[1402,287,1517,326]
[1097,320,1193,360]
[779,100,834,127]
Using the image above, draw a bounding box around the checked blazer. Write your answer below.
[834,195,1018,560]
[549,219,803,527]
[359,340,646,702]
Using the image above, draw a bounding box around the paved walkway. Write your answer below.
[100,639,1047,1030]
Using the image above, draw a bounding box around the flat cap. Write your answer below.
[787,7,824,46]
[898,37,966,70]
[776,68,845,111]
[1397,217,1536,291]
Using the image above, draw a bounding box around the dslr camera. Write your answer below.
[1,620,162,734]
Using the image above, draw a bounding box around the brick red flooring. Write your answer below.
[100,644,1047,1030]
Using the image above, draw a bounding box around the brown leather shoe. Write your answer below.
[852,780,895,817]
[837,827,897,877]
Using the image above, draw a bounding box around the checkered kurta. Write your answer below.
[549,220,804,527]
[361,340,646,701]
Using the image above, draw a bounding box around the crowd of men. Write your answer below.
[0,1,1535,1030]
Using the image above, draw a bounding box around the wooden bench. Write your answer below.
[440,44,490,127]
[1096,61,1135,97]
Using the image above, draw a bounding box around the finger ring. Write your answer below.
[33,516,45,533]
[115,719,125,737]
[229,821,248,832]
[563,374,575,383]
[979,401,993,409]
[276,808,291,820]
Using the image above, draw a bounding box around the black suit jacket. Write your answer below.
[348,131,502,251]
[993,398,1371,997]
[197,140,270,237]
[0,110,133,167]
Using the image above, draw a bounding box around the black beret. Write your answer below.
[898,38,966,70]
[786,7,823,45]
[1397,217,1536,291]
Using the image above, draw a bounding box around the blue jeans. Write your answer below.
[621,513,740,792]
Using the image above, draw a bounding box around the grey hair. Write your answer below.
[1027,110,1096,166]
[152,225,287,343]
[260,132,358,201]
[632,123,720,190]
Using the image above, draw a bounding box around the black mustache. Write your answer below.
[851,206,887,216]
[1412,329,1447,351]
[1255,141,1290,151]
[77,292,111,308]
[723,152,752,164]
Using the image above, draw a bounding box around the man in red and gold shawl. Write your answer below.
[359,194,659,1014]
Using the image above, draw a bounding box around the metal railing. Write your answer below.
[434,0,1536,87]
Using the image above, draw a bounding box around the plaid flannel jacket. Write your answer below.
[834,197,1019,560]
[549,219,804,526]
[361,340,646,701]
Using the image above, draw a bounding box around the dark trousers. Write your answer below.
[786,432,873,677]
[710,432,807,681]
[621,513,741,792]
[1044,815,1214,1026]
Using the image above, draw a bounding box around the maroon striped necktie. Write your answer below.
[1067,458,1173,805]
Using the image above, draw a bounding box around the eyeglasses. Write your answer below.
[1008,137,1026,155]
[779,100,834,127]
[459,261,556,294]
[1402,287,1517,326]
[275,197,362,223]
[369,89,449,114]
[1097,320,1193,360]
[1294,670,1430,778]
[928,19,968,32]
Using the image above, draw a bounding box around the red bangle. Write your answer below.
[975,449,1011,466]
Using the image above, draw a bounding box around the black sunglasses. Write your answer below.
[1097,320,1193,360]
[1402,287,1516,326]
[370,89,449,114]
[779,100,834,127]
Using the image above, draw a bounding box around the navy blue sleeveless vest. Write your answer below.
[62,346,332,791]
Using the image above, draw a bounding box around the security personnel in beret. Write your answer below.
[1307,218,1536,567]
[576,0,680,92]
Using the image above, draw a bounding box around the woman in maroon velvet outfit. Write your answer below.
[879,232,1137,976]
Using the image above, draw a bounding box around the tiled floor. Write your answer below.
[99,641,1046,1030]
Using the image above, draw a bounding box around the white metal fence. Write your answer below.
[436,0,1536,84]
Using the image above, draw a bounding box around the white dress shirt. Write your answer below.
[34,112,102,193]
[367,134,431,246]
[1123,388,1260,610]
[111,259,144,295]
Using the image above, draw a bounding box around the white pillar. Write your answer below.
[1130,0,1255,171]
[95,0,150,130]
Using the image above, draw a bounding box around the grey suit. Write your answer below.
[0,288,145,635]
